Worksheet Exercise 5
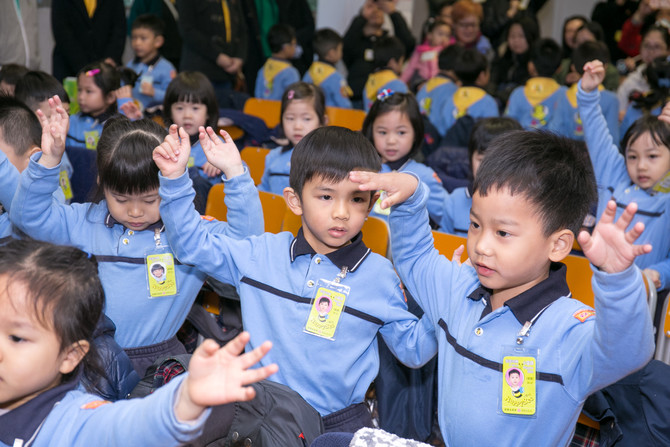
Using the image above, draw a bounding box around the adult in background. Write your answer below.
[449,0,494,62]
[591,0,637,62]
[481,0,547,48]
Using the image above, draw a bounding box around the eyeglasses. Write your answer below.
[456,21,479,29]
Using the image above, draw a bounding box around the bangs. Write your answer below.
[98,130,160,195]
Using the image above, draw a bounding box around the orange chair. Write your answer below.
[432,231,467,263]
[243,98,281,129]
[563,254,594,307]
[205,184,228,221]
[258,191,286,234]
[361,216,389,257]
[282,207,302,236]
[326,106,367,131]
[655,291,670,365]
[240,146,271,185]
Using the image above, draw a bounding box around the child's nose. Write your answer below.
[128,204,143,217]
[332,200,349,220]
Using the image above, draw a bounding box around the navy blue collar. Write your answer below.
[104,213,164,231]
[289,228,370,272]
[385,155,411,171]
[469,262,570,324]
[133,53,161,67]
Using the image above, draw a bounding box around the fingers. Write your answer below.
[241,363,279,387]
[219,128,234,145]
[577,229,592,253]
[221,331,251,357]
[349,171,379,191]
[235,340,273,370]
[178,127,189,149]
[614,201,638,231]
[451,245,465,263]
[155,141,179,162]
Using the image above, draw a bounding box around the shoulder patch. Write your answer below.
[81,400,111,410]
[573,309,596,323]
[201,215,215,221]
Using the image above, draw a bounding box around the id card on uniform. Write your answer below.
[84,130,100,150]
[500,346,537,417]
[304,279,349,340]
[59,170,73,200]
[372,191,390,216]
[145,248,178,298]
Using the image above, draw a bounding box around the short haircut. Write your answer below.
[280,81,326,125]
[454,48,488,86]
[473,130,597,236]
[0,94,42,156]
[468,117,522,161]
[0,63,29,86]
[313,28,343,61]
[268,23,296,54]
[362,91,424,157]
[373,36,406,69]
[151,263,164,272]
[289,126,381,198]
[572,41,610,76]
[438,44,464,72]
[14,71,70,111]
[530,38,563,77]
[131,13,165,36]
[163,71,219,128]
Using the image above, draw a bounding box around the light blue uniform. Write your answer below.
[363,71,408,112]
[438,186,471,236]
[389,181,654,446]
[505,78,566,130]
[416,75,458,136]
[158,170,438,416]
[254,57,300,100]
[548,85,619,143]
[258,145,292,195]
[0,151,20,240]
[439,87,499,133]
[126,55,176,109]
[578,81,670,289]
[11,154,264,348]
[66,99,131,150]
[303,61,353,109]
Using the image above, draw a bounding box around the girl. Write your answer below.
[400,19,451,87]
[11,96,263,376]
[0,238,275,447]
[258,81,326,195]
[579,60,670,319]
[163,71,220,211]
[362,90,447,225]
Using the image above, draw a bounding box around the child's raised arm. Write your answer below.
[580,60,606,93]
[36,95,69,169]
[199,126,245,180]
[349,171,418,209]
[153,124,192,179]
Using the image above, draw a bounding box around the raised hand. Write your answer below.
[199,126,244,179]
[175,332,278,422]
[152,124,191,179]
[581,60,606,93]
[578,200,652,274]
[658,101,670,125]
[349,171,418,209]
[36,95,69,168]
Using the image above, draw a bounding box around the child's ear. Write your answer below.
[154,35,165,49]
[59,340,90,375]
[105,91,116,105]
[283,187,303,216]
[548,229,574,263]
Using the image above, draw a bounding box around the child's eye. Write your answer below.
[352,197,366,203]
[10,335,24,343]
[497,230,510,237]
[469,221,480,229]
[320,195,332,200]
[144,199,157,204]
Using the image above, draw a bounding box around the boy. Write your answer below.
[303,28,353,109]
[437,48,498,135]
[362,35,408,111]
[254,24,300,101]
[349,130,655,445]
[154,125,437,432]
[126,14,177,109]
[549,41,619,142]
[505,38,566,130]
[416,44,462,134]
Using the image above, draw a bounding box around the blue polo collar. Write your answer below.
[290,228,371,273]
[104,213,164,231]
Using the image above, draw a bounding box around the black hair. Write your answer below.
[150,263,164,272]
[572,41,610,76]
[163,71,219,128]
[268,23,296,54]
[505,16,539,54]
[77,61,121,116]
[0,63,29,87]
[454,48,488,86]
[318,296,330,305]
[373,36,406,69]
[468,117,522,162]
[362,91,424,157]
[508,368,521,376]
[0,94,42,158]
[561,15,588,57]
[642,24,670,50]
[530,38,563,77]
[438,44,464,72]
[313,28,343,61]
[93,116,166,201]
[14,71,69,112]
[289,126,381,198]
[473,130,597,236]
[131,13,165,37]
[280,81,326,126]
[0,239,104,386]
[621,114,670,156]
[575,21,605,43]
[632,56,670,112]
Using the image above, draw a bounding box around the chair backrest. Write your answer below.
[655,291,670,365]
[282,207,302,236]
[243,98,281,129]
[563,254,594,307]
[258,191,287,234]
[241,146,271,185]
[325,106,367,131]
[432,231,467,263]
[205,183,227,221]
[361,216,389,257]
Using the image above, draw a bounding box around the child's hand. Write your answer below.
[199,126,244,179]
[658,101,670,124]
[578,200,652,274]
[140,82,155,97]
[115,85,133,99]
[175,332,278,422]
[642,268,661,289]
[349,171,418,209]
[153,124,191,179]
[201,161,222,178]
[36,95,69,169]
[581,60,606,93]
[119,101,143,121]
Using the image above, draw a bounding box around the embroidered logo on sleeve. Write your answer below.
[201,215,215,221]
[81,400,111,410]
[573,309,596,322]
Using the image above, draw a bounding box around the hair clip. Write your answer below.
[86,68,101,77]
[287,89,295,99]
[377,89,395,102]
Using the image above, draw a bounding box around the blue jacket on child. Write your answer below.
[303,61,353,109]
[10,154,264,348]
[255,57,300,100]
[505,77,566,130]
[416,74,458,136]
[66,104,130,151]
[439,87,499,134]
[549,84,619,143]
[0,152,19,240]
[158,170,438,416]
[126,55,176,109]
[438,185,472,236]
[258,145,292,195]
[389,181,655,447]
[578,81,670,289]
[363,69,408,112]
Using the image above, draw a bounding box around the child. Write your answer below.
[505,38,566,130]
[0,238,276,446]
[439,48,498,134]
[549,41,619,142]
[254,24,300,101]
[362,90,447,226]
[126,14,177,110]
[0,63,28,95]
[416,44,462,135]
[363,36,408,112]
[10,97,264,376]
[303,28,353,109]
[579,60,670,304]
[400,19,451,87]
[439,117,522,236]
[258,81,326,195]
[350,129,655,445]
[154,125,437,432]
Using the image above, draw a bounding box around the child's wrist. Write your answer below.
[223,163,244,179]
[174,379,206,423]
